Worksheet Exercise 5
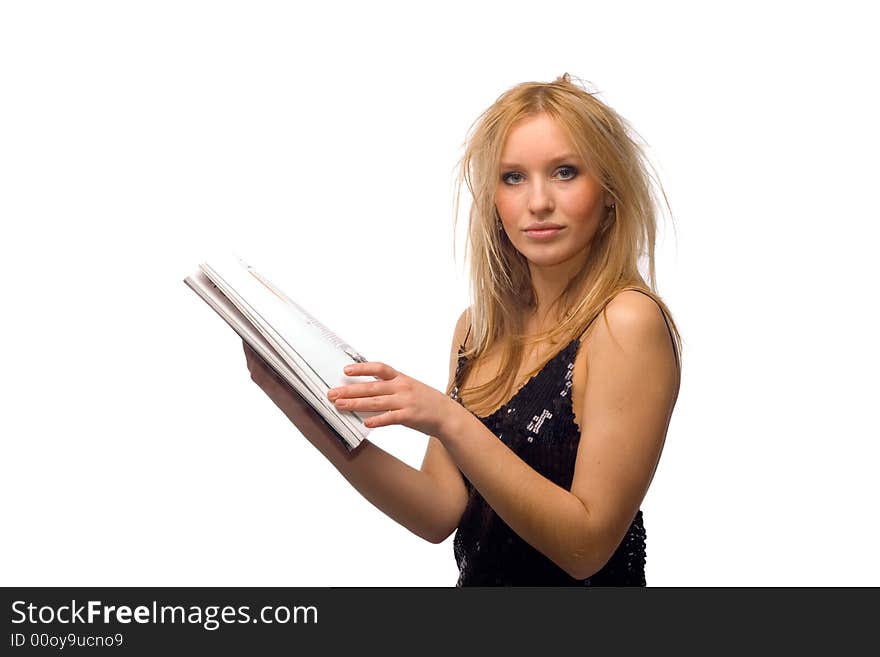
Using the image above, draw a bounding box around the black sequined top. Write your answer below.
[449,329,648,587]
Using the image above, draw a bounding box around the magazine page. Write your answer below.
[198,255,380,434]
[184,270,364,450]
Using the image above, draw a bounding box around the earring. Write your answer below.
[600,204,616,231]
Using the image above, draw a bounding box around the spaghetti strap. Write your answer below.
[458,290,679,370]
[450,322,472,403]
[578,287,680,372]
[623,288,680,372]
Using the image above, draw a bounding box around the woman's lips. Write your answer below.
[524,227,564,240]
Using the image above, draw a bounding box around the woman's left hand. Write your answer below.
[327,362,463,438]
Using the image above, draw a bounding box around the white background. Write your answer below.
[1,1,877,586]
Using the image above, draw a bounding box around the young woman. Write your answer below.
[243,74,681,586]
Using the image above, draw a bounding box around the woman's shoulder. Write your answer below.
[603,289,667,326]
[586,289,678,371]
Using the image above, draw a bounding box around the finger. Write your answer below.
[343,362,397,379]
[334,394,397,412]
[362,409,400,429]
[329,380,392,400]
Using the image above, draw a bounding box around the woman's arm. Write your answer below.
[435,291,680,578]
[243,311,471,544]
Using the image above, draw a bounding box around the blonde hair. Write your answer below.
[450,73,682,412]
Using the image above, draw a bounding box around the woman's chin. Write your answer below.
[520,246,584,268]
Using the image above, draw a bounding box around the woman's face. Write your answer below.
[495,112,612,272]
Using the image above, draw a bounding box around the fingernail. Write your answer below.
[327,390,338,400]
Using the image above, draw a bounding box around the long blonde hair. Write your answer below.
[450,73,682,412]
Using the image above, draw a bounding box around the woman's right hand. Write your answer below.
[242,341,465,544]
[242,341,348,451]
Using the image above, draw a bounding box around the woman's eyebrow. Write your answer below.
[500,153,579,168]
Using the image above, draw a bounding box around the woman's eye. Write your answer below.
[556,165,578,180]
[502,167,576,184]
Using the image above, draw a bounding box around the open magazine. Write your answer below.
[184,254,379,451]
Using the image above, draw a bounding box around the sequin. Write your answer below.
[561,379,572,397]
[449,334,647,587]
[527,409,552,434]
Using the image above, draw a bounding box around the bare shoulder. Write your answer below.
[604,289,667,332]
[587,290,676,366]
[571,290,679,563]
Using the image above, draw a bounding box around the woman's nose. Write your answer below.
[527,181,554,214]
